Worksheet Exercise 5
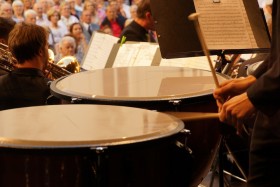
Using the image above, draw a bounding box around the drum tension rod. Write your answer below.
[169,100,182,106]
[176,129,192,154]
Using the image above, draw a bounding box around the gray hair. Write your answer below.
[24,9,37,18]
[12,0,24,8]
[59,36,76,48]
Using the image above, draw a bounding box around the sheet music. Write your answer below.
[82,32,119,70]
[113,43,158,67]
[160,56,217,71]
[194,0,257,49]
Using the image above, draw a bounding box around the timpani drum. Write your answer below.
[50,66,229,186]
[0,104,189,187]
[50,66,228,112]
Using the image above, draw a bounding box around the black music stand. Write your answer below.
[150,0,270,61]
[150,0,270,186]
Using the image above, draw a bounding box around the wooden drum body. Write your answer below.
[0,105,189,187]
[50,66,229,186]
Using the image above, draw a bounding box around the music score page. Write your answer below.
[82,32,119,70]
[193,0,257,49]
[112,43,159,67]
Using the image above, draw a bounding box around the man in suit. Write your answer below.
[80,9,100,43]
[118,0,156,43]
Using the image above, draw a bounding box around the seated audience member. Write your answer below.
[33,2,50,27]
[55,35,77,63]
[24,9,37,24]
[69,22,88,63]
[58,1,79,30]
[118,0,156,42]
[83,0,101,25]
[80,9,100,43]
[65,0,80,19]
[12,0,25,23]
[47,8,69,54]
[111,0,130,18]
[124,4,137,27]
[0,2,13,19]
[0,23,53,110]
[100,4,126,37]
[74,0,84,18]
[22,0,33,11]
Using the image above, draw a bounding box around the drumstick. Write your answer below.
[188,13,220,88]
[164,112,219,121]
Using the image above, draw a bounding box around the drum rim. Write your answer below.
[50,66,229,102]
[0,105,185,149]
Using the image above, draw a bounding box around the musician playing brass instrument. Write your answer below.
[0,23,58,111]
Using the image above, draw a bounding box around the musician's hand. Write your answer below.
[213,75,257,111]
[218,92,256,135]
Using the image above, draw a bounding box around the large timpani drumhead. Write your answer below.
[0,104,190,187]
[50,66,229,111]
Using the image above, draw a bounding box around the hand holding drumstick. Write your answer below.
[188,13,256,135]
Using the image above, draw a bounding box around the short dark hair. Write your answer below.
[8,23,48,64]
[0,17,15,43]
[136,0,151,19]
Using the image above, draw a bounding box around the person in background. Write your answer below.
[11,0,25,23]
[47,8,69,54]
[96,0,106,24]
[213,1,280,186]
[24,9,37,24]
[58,1,79,30]
[100,4,126,37]
[80,9,100,43]
[0,23,53,110]
[22,0,33,11]
[83,0,100,25]
[118,0,155,42]
[55,35,77,63]
[124,4,137,27]
[65,0,80,19]
[69,22,88,63]
[0,2,13,19]
[33,2,50,27]
[52,0,61,11]
[74,0,84,18]
[117,0,131,18]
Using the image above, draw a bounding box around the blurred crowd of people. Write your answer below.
[0,0,141,64]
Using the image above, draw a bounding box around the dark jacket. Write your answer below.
[0,68,51,111]
[246,1,280,187]
[118,20,148,42]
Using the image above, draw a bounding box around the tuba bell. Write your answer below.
[0,42,17,73]
[45,49,81,80]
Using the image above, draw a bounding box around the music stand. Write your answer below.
[150,0,271,186]
[150,0,270,66]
